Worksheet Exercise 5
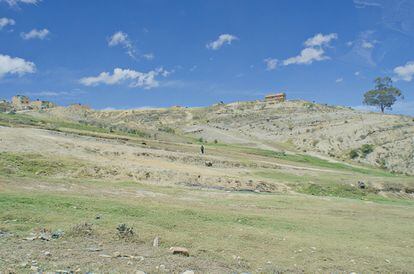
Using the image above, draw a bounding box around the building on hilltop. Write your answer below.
[10,95,56,111]
[11,95,31,110]
[31,99,56,110]
[0,100,12,112]
[264,92,286,103]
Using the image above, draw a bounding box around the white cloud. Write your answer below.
[304,33,338,47]
[1,0,39,6]
[108,31,137,58]
[354,71,360,76]
[0,17,15,29]
[283,47,328,65]
[21,28,49,40]
[108,31,129,47]
[23,89,85,98]
[283,33,337,66]
[79,67,170,89]
[142,53,154,60]
[206,34,238,50]
[0,54,36,78]
[393,61,414,81]
[263,58,278,70]
[361,41,375,49]
[353,0,382,9]
[335,77,344,83]
[343,31,378,66]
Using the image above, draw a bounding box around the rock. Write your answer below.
[170,246,189,257]
[19,262,28,268]
[358,181,366,189]
[24,237,36,241]
[52,230,64,239]
[113,251,121,258]
[152,236,159,247]
[98,254,112,258]
[0,230,13,238]
[86,247,102,252]
[30,266,39,272]
[182,271,195,274]
[44,251,51,257]
[132,255,144,261]
[39,233,51,241]
[95,214,102,220]
[205,161,213,167]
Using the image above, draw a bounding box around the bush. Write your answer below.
[116,223,134,239]
[360,144,374,157]
[349,149,359,159]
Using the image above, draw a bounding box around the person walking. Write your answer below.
[200,144,205,154]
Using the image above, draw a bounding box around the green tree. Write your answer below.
[363,77,403,113]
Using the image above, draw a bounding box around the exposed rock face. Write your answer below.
[36,100,414,175]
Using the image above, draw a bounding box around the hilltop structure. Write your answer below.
[264,92,286,103]
[10,95,56,111]
[0,95,57,112]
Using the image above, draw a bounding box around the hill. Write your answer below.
[0,100,413,273]
[32,99,414,175]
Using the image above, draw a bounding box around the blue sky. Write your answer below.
[0,0,413,115]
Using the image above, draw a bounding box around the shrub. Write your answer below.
[360,144,374,157]
[349,149,359,159]
[116,223,134,239]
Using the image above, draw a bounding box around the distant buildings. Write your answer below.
[11,95,30,109]
[0,95,56,112]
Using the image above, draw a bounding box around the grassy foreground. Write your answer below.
[1,178,414,273]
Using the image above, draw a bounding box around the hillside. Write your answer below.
[32,100,414,175]
[0,105,413,273]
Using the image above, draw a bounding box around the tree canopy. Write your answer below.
[363,77,403,113]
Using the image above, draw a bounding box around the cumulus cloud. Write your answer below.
[283,47,328,65]
[264,58,278,70]
[21,28,49,40]
[1,0,39,6]
[304,33,338,47]
[206,34,238,50]
[0,54,36,78]
[79,67,170,89]
[0,17,15,29]
[393,61,414,81]
[108,31,137,58]
[283,33,337,66]
[335,77,344,83]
